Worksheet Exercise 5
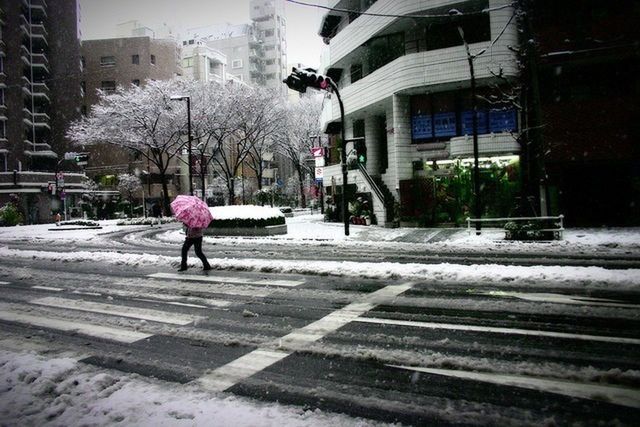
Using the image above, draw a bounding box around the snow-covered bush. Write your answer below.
[209,205,285,228]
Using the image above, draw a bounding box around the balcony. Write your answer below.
[24,140,52,151]
[22,108,50,130]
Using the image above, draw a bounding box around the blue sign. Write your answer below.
[433,112,457,137]
[489,109,517,133]
[411,114,432,139]
[461,110,488,135]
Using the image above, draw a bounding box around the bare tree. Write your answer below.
[68,79,190,215]
[278,95,324,208]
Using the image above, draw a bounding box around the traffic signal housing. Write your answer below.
[74,153,89,166]
[283,67,333,93]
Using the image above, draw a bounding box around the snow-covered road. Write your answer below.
[1,216,639,425]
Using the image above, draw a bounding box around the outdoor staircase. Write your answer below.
[356,163,396,226]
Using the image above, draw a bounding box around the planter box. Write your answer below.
[505,230,560,241]
[204,224,287,237]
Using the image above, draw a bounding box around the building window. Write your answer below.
[150,54,156,65]
[182,57,194,68]
[100,80,116,94]
[0,88,4,106]
[264,29,274,37]
[100,56,116,67]
[0,56,4,74]
[232,59,243,69]
[132,54,139,64]
[410,91,517,143]
[265,45,275,51]
[366,32,404,74]
[132,79,140,86]
[189,39,195,45]
[266,59,275,65]
[350,64,363,84]
[81,105,87,116]
[0,121,5,139]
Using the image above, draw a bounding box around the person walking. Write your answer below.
[179,226,211,271]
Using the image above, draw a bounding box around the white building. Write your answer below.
[318,0,520,226]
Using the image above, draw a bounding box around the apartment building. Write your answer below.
[319,0,519,226]
[80,36,182,205]
[0,0,85,223]
[182,0,288,95]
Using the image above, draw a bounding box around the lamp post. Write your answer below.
[170,95,193,196]
[196,143,207,202]
[451,10,482,235]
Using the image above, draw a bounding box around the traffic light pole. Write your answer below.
[328,79,349,236]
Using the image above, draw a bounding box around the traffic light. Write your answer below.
[283,67,333,93]
[355,139,367,165]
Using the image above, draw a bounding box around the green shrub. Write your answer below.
[0,203,23,226]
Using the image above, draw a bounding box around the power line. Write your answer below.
[286,0,516,20]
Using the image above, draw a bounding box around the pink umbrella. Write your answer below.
[170,195,213,228]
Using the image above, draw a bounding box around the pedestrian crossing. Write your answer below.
[1,270,640,422]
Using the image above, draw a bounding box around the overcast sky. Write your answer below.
[79,0,326,69]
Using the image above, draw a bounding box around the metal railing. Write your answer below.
[466,215,565,235]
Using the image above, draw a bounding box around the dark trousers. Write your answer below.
[181,237,210,269]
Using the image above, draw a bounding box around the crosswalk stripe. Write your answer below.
[199,282,416,392]
[31,296,200,326]
[354,317,640,345]
[115,278,272,298]
[388,365,640,409]
[0,309,151,344]
[148,272,304,288]
[32,286,64,292]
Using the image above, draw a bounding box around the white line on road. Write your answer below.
[0,309,151,344]
[198,282,415,393]
[132,298,228,309]
[198,349,290,392]
[148,272,304,288]
[32,286,64,292]
[354,317,640,345]
[31,296,200,326]
[72,291,102,297]
[388,365,640,409]
[484,291,639,308]
[0,281,9,285]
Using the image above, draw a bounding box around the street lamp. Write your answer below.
[451,9,482,235]
[170,95,193,196]
[196,142,207,201]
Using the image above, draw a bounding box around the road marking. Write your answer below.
[484,291,638,308]
[31,297,200,326]
[0,309,151,344]
[199,282,415,392]
[132,297,230,309]
[199,349,290,392]
[148,272,304,288]
[388,365,640,409]
[115,278,272,298]
[354,317,640,345]
[0,281,9,285]
[72,291,102,297]
[32,286,64,292]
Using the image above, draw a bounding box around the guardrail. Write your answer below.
[467,215,565,239]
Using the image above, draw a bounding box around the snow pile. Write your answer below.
[0,350,383,427]
[210,205,284,221]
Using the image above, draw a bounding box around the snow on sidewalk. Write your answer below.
[0,348,387,427]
